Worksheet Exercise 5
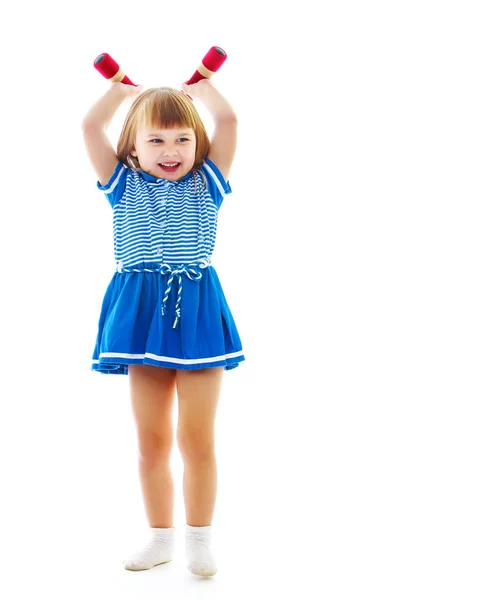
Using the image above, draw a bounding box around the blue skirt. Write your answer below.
[91,261,245,374]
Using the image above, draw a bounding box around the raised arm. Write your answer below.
[82,83,142,186]
[181,79,237,181]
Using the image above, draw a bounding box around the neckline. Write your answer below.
[138,169,194,184]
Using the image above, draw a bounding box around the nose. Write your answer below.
[162,144,179,157]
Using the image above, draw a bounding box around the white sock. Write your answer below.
[123,527,175,571]
[185,524,217,576]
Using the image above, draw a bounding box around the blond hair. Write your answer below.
[117,87,210,184]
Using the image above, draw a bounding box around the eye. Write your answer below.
[150,139,162,144]
[178,138,189,142]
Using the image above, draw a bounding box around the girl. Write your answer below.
[82,77,245,577]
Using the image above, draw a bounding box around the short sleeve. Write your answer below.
[200,158,232,209]
[97,162,128,209]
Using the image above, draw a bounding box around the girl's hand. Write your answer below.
[180,79,212,99]
[111,81,145,99]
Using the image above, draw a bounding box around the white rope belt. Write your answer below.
[116,259,211,329]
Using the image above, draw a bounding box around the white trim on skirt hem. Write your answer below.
[93,350,244,366]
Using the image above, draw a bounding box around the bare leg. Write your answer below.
[176,367,223,525]
[128,365,177,527]
[123,365,178,571]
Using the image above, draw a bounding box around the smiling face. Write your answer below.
[131,125,197,181]
[117,87,211,180]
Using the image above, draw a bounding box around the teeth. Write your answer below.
[160,162,179,167]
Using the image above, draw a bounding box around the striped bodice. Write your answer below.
[97,158,232,269]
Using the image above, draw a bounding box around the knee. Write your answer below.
[137,431,174,468]
[177,430,215,463]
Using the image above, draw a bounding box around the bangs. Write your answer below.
[117,86,211,171]
[139,88,196,130]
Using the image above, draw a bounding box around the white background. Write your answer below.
[0,1,478,598]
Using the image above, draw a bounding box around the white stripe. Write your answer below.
[203,162,227,198]
[95,350,244,365]
[104,164,126,194]
[111,169,219,266]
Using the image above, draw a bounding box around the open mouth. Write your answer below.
[159,162,181,172]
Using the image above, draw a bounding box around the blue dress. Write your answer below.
[91,158,245,374]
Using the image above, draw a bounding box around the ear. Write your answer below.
[130,149,137,157]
